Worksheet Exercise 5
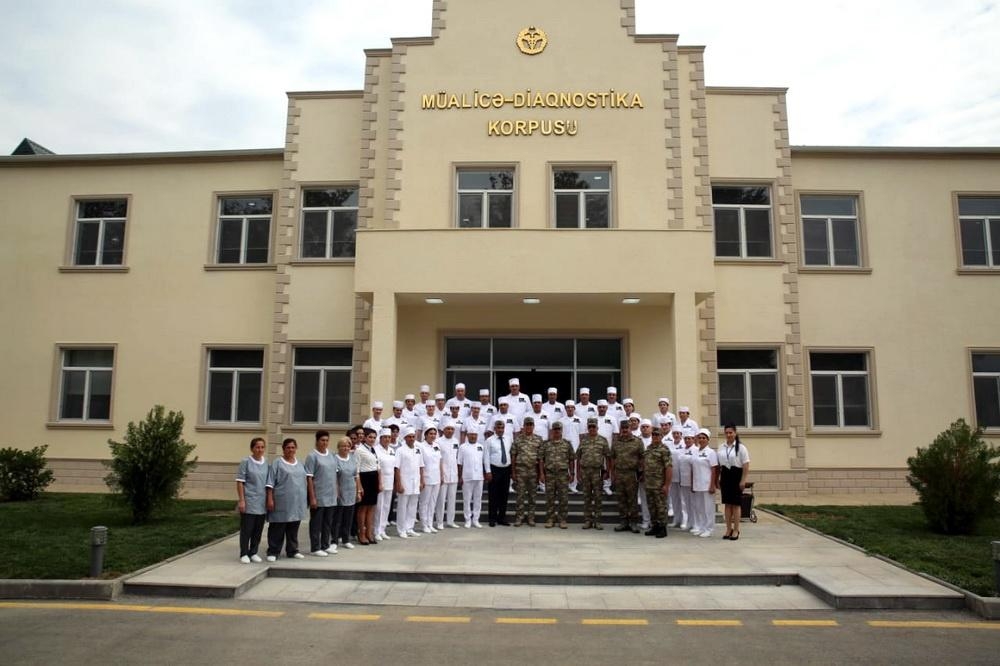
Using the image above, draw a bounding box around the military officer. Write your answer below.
[610,418,643,533]
[576,418,611,529]
[642,427,673,538]
[539,421,574,529]
[510,415,543,526]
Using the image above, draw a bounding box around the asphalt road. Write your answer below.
[1,598,997,665]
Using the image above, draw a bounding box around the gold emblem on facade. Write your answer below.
[516,26,548,55]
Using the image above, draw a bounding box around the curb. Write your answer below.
[759,508,997,618]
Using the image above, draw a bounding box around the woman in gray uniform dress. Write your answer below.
[236,436,268,563]
[265,438,308,561]
[331,437,361,549]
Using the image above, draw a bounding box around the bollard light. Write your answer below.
[992,541,1000,596]
[90,526,108,578]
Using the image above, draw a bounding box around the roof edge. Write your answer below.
[791,145,1000,157]
[707,86,789,96]
[0,147,284,167]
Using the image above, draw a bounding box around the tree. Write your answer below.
[0,445,55,501]
[907,419,1000,535]
[105,406,198,524]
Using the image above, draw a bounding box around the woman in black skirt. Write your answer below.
[354,427,381,545]
[717,424,750,540]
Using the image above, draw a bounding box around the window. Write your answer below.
[809,352,871,427]
[717,349,779,428]
[216,196,272,264]
[801,195,861,266]
[301,188,358,258]
[972,352,1000,429]
[456,170,513,228]
[292,347,352,424]
[712,185,773,258]
[958,196,1000,267]
[553,169,611,228]
[206,349,264,423]
[74,199,126,266]
[59,348,114,421]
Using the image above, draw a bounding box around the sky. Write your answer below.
[2,0,998,155]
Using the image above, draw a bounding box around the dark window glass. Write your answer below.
[293,369,320,423]
[811,352,866,372]
[66,349,114,367]
[575,372,621,397]
[294,347,352,367]
[458,171,513,190]
[745,208,772,257]
[577,339,622,368]
[303,188,358,208]
[493,338,573,367]
[60,370,86,419]
[972,353,1000,373]
[712,186,769,206]
[446,339,491,367]
[101,221,125,265]
[831,218,859,266]
[973,376,1000,428]
[217,219,243,264]
[719,373,747,427]
[245,218,270,263]
[208,372,234,421]
[210,349,263,369]
[958,197,1000,216]
[323,370,351,423]
[713,208,740,257]
[236,372,262,422]
[841,375,870,426]
[458,194,483,228]
[221,196,272,215]
[959,219,987,266]
[801,195,855,216]
[488,194,513,228]
[717,349,777,370]
[554,170,609,190]
[75,222,100,265]
[330,210,357,257]
[88,370,112,420]
[79,199,127,218]
[445,371,491,399]
[555,193,578,228]
[991,220,1000,266]
[811,375,838,426]
[585,193,609,228]
[750,374,779,427]
[802,218,829,265]
[301,211,327,258]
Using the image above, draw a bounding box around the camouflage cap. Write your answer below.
[522,416,534,425]
[551,421,563,429]
[587,417,598,425]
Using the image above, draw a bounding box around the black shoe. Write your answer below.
[489,521,496,527]
[498,521,511,526]
[644,526,657,536]
[655,524,668,539]
[614,523,630,532]
[630,524,641,534]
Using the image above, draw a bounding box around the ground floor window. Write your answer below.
[717,348,779,428]
[292,347,352,424]
[206,348,264,423]
[59,347,114,421]
[809,351,871,427]
[972,352,1000,429]
[445,337,622,401]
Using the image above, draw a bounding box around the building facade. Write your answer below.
[2,0,999,498]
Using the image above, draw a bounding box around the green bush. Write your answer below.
[907,419,1000,535]
[0,445,55,501]
[104,406,198,524]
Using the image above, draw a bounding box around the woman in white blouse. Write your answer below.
[354,427,381,545]
[717,423,750,540]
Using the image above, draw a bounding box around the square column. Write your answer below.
[367,290,398,408]
[671,292,700,414]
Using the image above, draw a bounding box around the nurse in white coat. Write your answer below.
[436,420,461,528]
[456,431,492,528]
[667,426,686,527]
[690,428,719,538]
[676,434,697,529]
[417,426,444,533]
[375,429,396,541]
[393,428,424,538]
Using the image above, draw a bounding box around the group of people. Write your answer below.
[234,380,751,562]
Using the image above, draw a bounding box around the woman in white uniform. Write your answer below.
[667,426,686,528]
[265,438,307,561]
[456,430,491,528]
[436,420,461,529]
[236,436,268,563]
[718,423,751,540]
[676,433,696,530]
[375,428,396,541]
[394,427,424,538]
[690,428,719,538]
[418,426,444,533]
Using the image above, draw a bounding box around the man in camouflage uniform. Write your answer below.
[611,418,644,533]
[540,421,574,529]
[510,416,543,526]
[576,417,612,529]
[642,427,673,538]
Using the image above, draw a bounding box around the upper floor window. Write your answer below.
[717,349,779,428]
[216,196,272,264]
[958,196,1000,267]
[712,185,772,258]
[809,351,871,428]
[59,348,114,421]
[301,188,358,258]
[972,352,1000,430]
[74,199,126,266]
[801,195,861,267]
[206,348,264,423]
[554,169,610,228]
[456,170,513,228]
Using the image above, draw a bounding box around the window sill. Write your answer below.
[283,424,352,433]
[195,423,265,432]
[737,429,792,437]
[798,266,872,275]
[714,258,784,266]
[204,264,277,272]
[288,259,356,267]
[46,421,114,430]
[806,429,882,438]
[957,267,1000,275]
[58,266,129,274]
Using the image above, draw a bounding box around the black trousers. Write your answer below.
[332,505,355,545]
[239,513,266,557]
[488,465,512,523]
[308,505,336,552]
[266,520,300,557]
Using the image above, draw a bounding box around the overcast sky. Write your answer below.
[2,0,998,154]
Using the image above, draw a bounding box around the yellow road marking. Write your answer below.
[582,618,649,626]
[309,612,381,621]
[677,619,743,627]
[0,602,152,612]
[868,621,1000,630]
[495,617,558,625]
[0,601,282,618]
[772,620,839,627]
[405,615,472,623]
[149,606,284,618]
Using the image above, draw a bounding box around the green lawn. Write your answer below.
[0,493,238,579]
[763,504,1000,597]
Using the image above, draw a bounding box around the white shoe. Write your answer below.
[679,524,688,531]
[435,524,445,530]
[398,532,409,539]
[381,533,391,540]
[343,542,355,549]
[698,530,712,538]
[374,534,383,542]
[266,555,277,562]
[239,555,251,564]
[464,522,472,529]
[430,526,439,533]
[250,554,263,563]
[312,550,328,557]
[292,553,305,559]
[422,526,433,533]
[689,527,700,534]
[640,523,650,530]
[407,531,420,537]
[473,522,482,528]
[447,523,459,528]
[325,544,338,554]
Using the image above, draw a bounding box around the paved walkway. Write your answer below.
[124,510,962,611]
